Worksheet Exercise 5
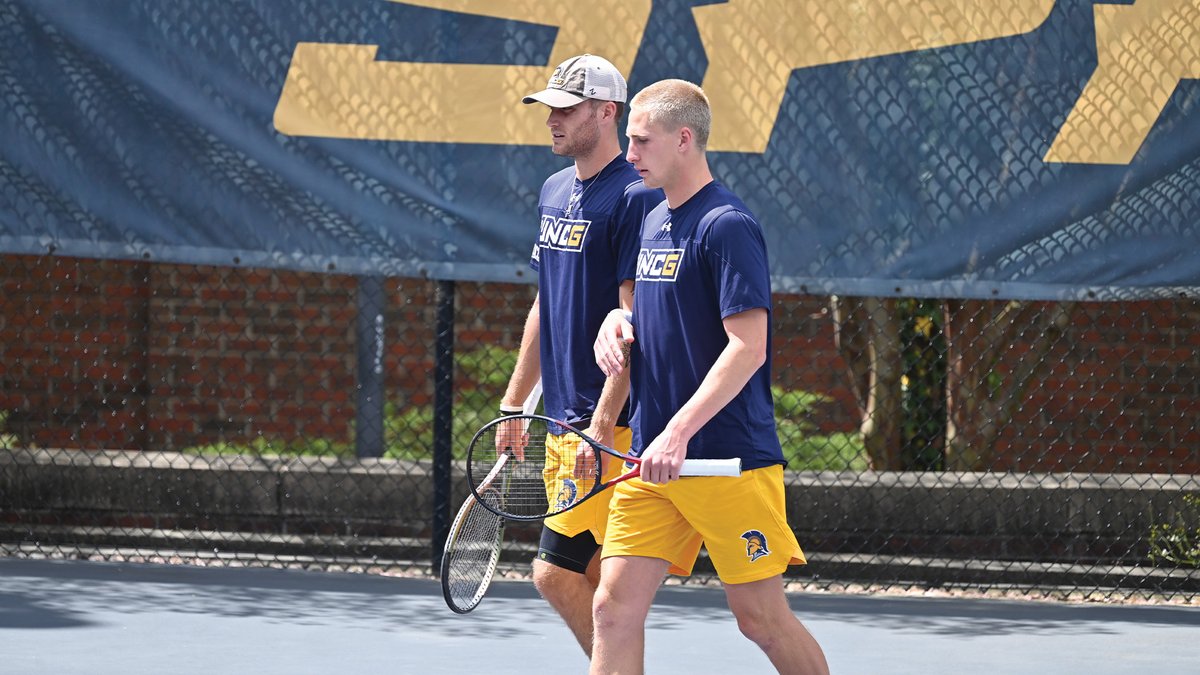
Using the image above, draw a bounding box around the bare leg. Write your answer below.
[724,574,829,675]
[533,552,601,656]
[589,556,669,675]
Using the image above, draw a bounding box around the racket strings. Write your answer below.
[475,418,601,519]
[442,489,505,612]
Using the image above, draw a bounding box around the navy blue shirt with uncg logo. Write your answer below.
[629,181,784,469]
[530,155,662,427]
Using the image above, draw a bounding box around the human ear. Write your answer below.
[678,126,692,151]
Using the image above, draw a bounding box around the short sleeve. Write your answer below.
[613,184,661,283]
[702,210,772,318]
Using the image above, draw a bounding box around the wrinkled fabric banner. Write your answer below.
[1,0,1198,300]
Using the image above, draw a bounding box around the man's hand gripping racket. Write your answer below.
[467,414,741,521]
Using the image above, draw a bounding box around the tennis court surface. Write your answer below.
[2,557,1197,674]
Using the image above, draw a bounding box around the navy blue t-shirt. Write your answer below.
[530,155,662,427]
[629,181,784,469]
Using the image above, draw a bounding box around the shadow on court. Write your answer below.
[1,558,1197,674]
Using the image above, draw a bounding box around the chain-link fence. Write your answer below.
[2,253,1197,602]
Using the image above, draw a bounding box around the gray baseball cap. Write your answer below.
[522,54,628,108]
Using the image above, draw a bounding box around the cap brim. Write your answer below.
[521,88,588,108]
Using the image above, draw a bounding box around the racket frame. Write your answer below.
[467,414,741,521]
[439,464,506,613]
[439,382,541,613]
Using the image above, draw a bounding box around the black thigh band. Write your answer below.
[536,526,601,574]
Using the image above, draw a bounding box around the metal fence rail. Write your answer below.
[2,253,1198,602]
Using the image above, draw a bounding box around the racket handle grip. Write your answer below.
[680,458,742,476]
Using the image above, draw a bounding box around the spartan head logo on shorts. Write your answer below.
[741,529,770,562]
[554,479,578,510]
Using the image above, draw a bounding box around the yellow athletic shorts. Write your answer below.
[543,426,631,541]
[602,464,806,584]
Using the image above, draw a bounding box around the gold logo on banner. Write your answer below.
[273,0,1196,165]
[1045,0,1200,165]
[273,0,651,145]
[693,1,1056,152]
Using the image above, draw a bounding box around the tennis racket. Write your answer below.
[467,414,741,521]
[440,381,541,614]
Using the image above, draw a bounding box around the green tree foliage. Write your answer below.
[774,387,869,471]
[898,299,946,470]
[385,344,521,460]
[0,411,19,449]
[1148,494,1200,568]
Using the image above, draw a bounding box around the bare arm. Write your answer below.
[638,307,768,484]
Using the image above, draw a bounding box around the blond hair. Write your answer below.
[629,79,711,151]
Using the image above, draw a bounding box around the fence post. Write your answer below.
[355,275,386,458]
[431,279,456,568]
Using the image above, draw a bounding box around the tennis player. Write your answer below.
[499,54,662,656]
[590,79,830,674]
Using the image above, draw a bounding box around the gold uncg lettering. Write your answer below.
[1045,0,1200,165]
[566,223,587,248]
[660,252,680,278]
[273,0,651,144]
[692,1,1055,152]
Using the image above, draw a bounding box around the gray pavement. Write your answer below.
[1,558,1198,674]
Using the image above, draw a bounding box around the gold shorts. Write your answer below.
[602,464,806,584]
[543,426,631,542]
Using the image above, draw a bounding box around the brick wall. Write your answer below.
[2,253,1197,473]
[994,301,1200,473]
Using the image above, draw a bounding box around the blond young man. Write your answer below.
[591,79,830,674]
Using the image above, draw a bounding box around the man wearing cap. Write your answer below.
[497,54,662,656]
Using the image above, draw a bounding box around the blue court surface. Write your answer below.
[1,557,1197,674]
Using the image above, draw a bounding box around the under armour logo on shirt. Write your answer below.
[661,221,672,232]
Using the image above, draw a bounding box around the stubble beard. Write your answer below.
[555,109,601,161]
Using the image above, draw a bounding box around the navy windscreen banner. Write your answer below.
[2,0,1199,300]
